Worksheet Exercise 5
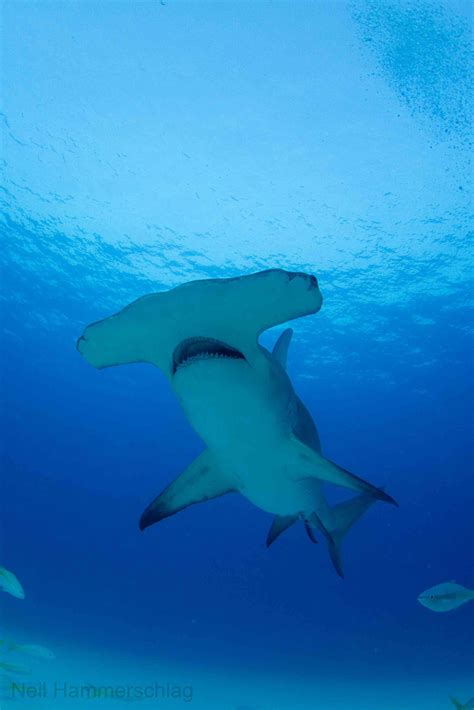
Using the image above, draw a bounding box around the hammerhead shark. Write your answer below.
[77,269,397,576]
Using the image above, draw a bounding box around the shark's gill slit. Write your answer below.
[172,336,246,374]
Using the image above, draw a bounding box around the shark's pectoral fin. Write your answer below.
[291,437,397,505]
[266,514,298,547]
[139,450,236,531]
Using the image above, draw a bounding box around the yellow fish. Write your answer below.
[0,641,55,661]
[450,697,474,710]
[418,582,474,612]
[0,567,25,599]
[0,661,31,676]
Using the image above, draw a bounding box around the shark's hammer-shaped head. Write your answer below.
[77,269,322,379]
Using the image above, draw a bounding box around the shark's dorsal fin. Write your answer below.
[139,450,236,530]
[272,328,293,370]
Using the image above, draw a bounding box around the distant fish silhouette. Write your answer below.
[418,582,474,612]
[0,567,25,599]
[450,696,474,710]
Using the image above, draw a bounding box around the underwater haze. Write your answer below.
[1,1,473,709]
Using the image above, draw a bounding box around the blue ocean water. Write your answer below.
[1,1,472,709]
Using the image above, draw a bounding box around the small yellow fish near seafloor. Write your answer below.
[0,640,55,660]
[449,695,474,710]
[418,581,474,612]
[0,567,25,599]
[0,661,31,676]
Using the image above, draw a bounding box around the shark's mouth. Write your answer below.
[172,337,246,374]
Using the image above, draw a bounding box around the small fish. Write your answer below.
[0,568,25,600]
[450,696,474,710]
[0,661,31,676]
[5,643,55,661]
[418,582,474,612]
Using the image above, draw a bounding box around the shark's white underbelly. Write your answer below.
[173,357,314,515]
[173,356,288,449]
[202,435,303,516]
[226,446,321,516]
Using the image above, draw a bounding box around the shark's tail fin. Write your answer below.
[309,491,378,578]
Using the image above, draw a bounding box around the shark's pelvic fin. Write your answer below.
[272,328,293,369]
[308,492,379,577]
[292,437,397,505]
[266,514,319,547]
[266,514,298,547]
[139,450,236,531]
